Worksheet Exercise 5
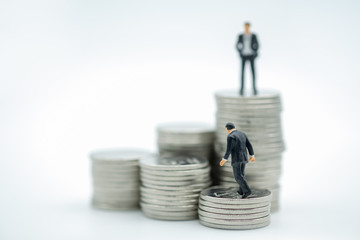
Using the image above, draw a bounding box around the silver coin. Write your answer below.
[92,183,140,190]
[142,211,198,221]
[200,186,272,204]
[141,208,198,217]
[91,175,140,182]
[216,113,281,120]
[92,185,140,192]
[92,177,140,183]
[140,186,201,196]
[92,164,140,170]
[141,197,198,206]
[199,214,270,226]
[141,177,211,186]
[92,198,139,205]
[140,155,208,171]
[215,88,280,98]
[198,209,269,220]
[199,219,270,230]
[140,202,198,211]
[216,101,281,107]
[198,204,270,214]
[91,171,139,178]
[199,198,269,209]
[93,196,139,203]
[140,172,210,181]
[158,139,214,146]
[93,192,139,199]
[217,106,282,112]
[159,144,213,149]
[141,181,211,191]
[140,167,210,177]
[92,200,139,210]
[216,111,281,118]
[141,192,199,201]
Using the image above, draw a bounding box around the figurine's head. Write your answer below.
[225,122,236,134]
[244,22,251,34]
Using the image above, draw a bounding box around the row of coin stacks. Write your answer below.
[214,90,285,212]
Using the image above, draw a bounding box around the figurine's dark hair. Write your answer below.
[225,122,235,130]
[244,22,251,26]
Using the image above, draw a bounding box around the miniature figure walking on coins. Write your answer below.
[220,123,255,198]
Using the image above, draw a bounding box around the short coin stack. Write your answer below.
[215,89,285,211]
[139,155,212,220]
[90,148,151,210]
[198,186,272,230]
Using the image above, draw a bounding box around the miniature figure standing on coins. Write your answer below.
[236,22,259,95]
[220,122,255,198]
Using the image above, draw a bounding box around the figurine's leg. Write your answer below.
[232,162,243,195]
[240,57,246,95]
[240,162,251,196]
[250,57,257,95]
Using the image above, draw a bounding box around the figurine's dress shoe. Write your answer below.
[242,192,251,198]
[237,190,243,196]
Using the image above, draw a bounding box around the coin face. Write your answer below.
[140,155,208,170]
[215,89,281,99]
[201,186,272,204]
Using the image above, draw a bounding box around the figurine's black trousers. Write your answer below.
[232,162,251,194]
[240,55,256,94]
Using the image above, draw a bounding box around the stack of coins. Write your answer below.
[198,186,272,230]
[90,148,151,210]
[215,89,284,211]
[139,155,212,220]
[157,122,218,184]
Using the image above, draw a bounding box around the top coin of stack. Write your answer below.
[139,155,212,220]
[214,89,285,211]
[157,122,215,161]
[90,148,151,210]
[198,186,272,230]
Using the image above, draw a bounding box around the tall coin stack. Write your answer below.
[198,186,272,230]
[157,122,217,183]
[139,155,212,220]
[215,90,285,211]
[90,149,151,210]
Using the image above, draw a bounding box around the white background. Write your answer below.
[1,0,360,239]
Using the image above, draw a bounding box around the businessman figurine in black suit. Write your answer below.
[236,22,259,95]
[219,122,255,198]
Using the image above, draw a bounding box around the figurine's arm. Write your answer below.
[220,136,234,167]
[246,136,255,162]
[236,35,243,52]
[252,35,259,51]
[224,136,234,160]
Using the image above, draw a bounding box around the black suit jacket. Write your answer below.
[223,130,254,165]
[236,33,259,57]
